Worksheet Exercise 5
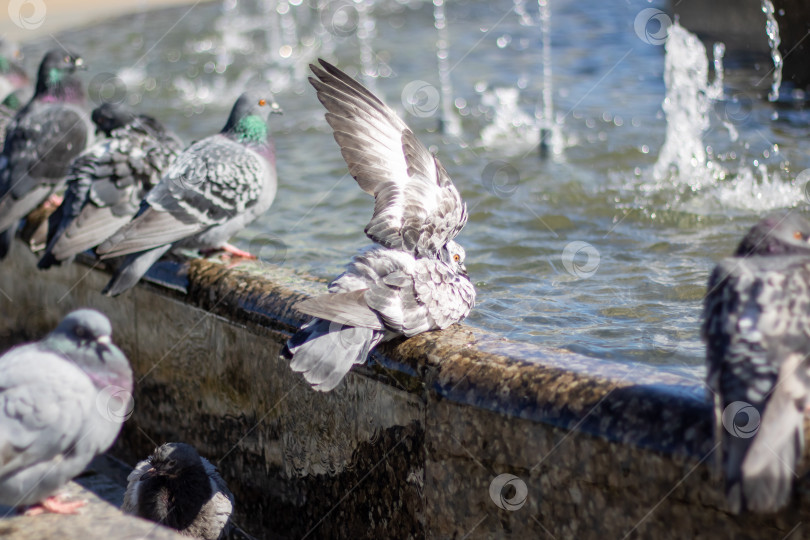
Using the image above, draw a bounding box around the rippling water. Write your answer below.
[16,0,810,373]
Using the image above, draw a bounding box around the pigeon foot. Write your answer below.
[24,494,86,515]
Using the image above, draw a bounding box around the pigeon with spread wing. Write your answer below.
[284,59,475,392]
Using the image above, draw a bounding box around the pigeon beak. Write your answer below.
[97,335,111,346]
[74,57,86,70]
[460,263,468,275]
[269,100,283,115]
[140,467,158,481]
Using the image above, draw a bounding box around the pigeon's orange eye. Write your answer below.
[258,99,267,106]
[795,231,803,240]
[453,254,460,262]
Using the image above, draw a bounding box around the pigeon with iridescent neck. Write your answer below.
[0,309,133,515]
[96,91,280,296]
[38,103,183,269]
[0,49,92,259]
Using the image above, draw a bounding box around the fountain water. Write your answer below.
[761,0,782,102]
[434,0,461,136]
[357,0,379,95]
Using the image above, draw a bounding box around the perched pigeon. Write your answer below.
[0,309,133,514]
[703,212,810,513]
[0,38,28,102]
[283,60,475,392]
[38,103,183,269]
[0,49,91,259]
[122,443,235,540]
[95,91,280,296]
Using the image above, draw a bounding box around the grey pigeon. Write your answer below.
[0,38,28,103]
[283,60,476,392]
[703,212,810,513]
[38,103,183,269]
[95,91,280,296]
[0,49,92,259]
[0,309,133,514]
[122,443,235,540]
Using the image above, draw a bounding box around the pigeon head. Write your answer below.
[92,103,138,136]
[47,309,132,392]
[734,213,810,257]
[143,443,206,481]
[441,240,468,275]
[137,443,213,531]
[35,49,85,100]
[222,91,281,144]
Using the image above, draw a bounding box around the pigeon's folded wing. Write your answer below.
[0,347,96,479]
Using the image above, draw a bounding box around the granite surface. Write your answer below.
[1,241,809,539]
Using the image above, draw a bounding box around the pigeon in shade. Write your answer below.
[703,212,810,513]
[0,38,29,102]
[122,443,236,540]
[38,103,183,269]
[95,91,281,297]
[283,59,476,392]
[0,49,92,259]
[0,309,133,514]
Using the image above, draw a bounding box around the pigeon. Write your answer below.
[0,90,27,149]
[283,59,476,392]
[0,49,92,259]
[0,38,28,102]
[122,443,235,540]
[0,309,133,514]
[95,91,281,297]
[703,212,810,513]
[38,103,183,269]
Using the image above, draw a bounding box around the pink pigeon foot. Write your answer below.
[43,194,64,211]
[201,243,256,260]
[23,494,86,515]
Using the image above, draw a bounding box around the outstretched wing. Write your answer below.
[309,59,466,257]
[96,135,264,258]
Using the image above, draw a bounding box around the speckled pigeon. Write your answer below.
[122,443,236,540]
[38,103,183,269]
[703,212,810,513]
[0,309,133,514]
[283,59,475,392]
[0,49,92,259]
[95,91,280,296]
[0,38,28,103]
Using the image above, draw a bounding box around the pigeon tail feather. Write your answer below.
[284,318,384,392]
[102,245,171,297]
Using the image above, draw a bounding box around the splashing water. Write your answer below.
[652,23,717,187]
[434,0,461,136]
[762,0,782,102]
[479,87,538,152]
